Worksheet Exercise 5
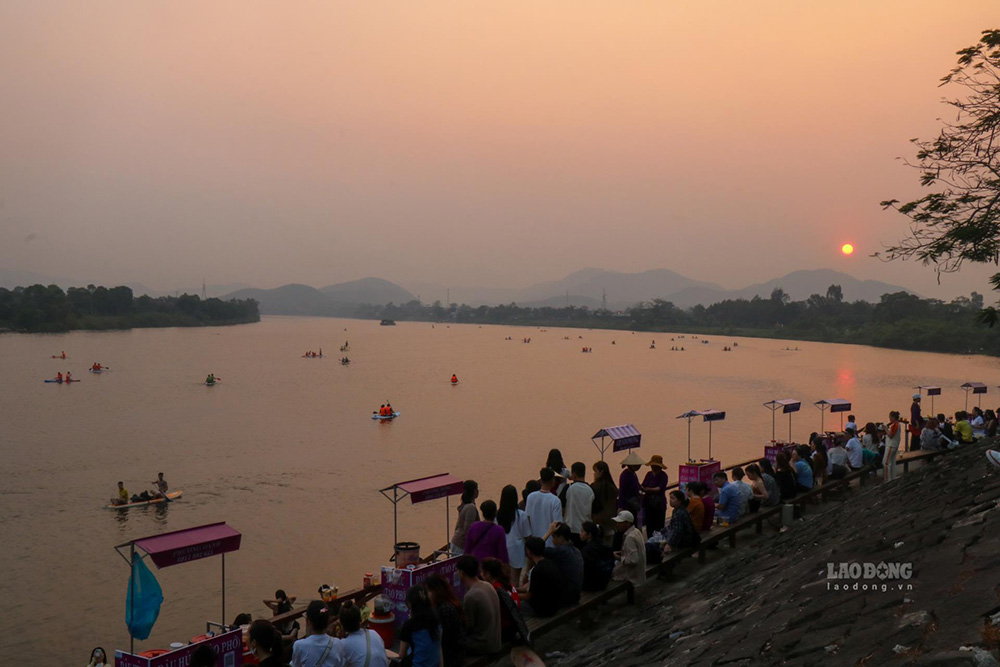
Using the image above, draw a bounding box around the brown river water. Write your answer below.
[1,316,997,663]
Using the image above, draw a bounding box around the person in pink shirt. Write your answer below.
[464,500,509,563]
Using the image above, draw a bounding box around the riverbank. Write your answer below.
[505,442,1000,666]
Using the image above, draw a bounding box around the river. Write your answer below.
[0,316,996,663]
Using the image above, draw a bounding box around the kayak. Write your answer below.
[44,379,80,383]
[89,369,104,373]
[204,381,218,386]
[302,355,324,358]
[372,412,400,420]
[105,490,182,509]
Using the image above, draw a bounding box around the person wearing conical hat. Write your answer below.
[617,451,643,528]
[641,455,669,535]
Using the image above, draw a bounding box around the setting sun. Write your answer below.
[841,243,855,255]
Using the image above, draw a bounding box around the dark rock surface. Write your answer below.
[530,445,1000,666]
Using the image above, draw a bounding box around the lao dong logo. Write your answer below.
[826,562,914,592]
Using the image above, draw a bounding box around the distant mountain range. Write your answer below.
[220,278,416,316]
[405,268,913,310]
[1,266,914,316]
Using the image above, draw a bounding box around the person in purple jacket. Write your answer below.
[617,450,643,526]
[464,500,509,563]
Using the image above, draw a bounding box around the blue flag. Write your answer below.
[125,553,164,640]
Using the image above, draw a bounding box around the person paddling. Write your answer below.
[150,472,169,499]
[451,374,459,384]
[65,371,72,382]
[56,372,63,383]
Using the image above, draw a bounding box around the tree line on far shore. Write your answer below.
[0,284,260,332]
[353,285,1000,356]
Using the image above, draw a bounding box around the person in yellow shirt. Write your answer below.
[953,411,974,444]
[111,481,128,506]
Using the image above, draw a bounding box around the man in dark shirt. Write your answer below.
[518,537,564,617]
[542,522,584,605]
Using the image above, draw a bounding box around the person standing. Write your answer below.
[910,394,925,450]
[590,461,619,542]
[617,451,643,526]
[450,480,480,556]
[640,455,669,536]
[496,485,531,586]
[464,500,509,564]
[611,510,646,587]
[456,556,502,655]
[525,469,562,546]
[884,411,902,482]
[563,462,594,545]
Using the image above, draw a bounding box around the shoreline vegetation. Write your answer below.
[0,284,259,333]
[350,284,999,356]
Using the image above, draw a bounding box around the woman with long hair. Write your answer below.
[590,460,619,542]
[546,449,570,496]
[496,484,531,586]
[424,575,466,667]
[398,584,442,667]
[450,480,480,556]
[811,441,829,487]
[480,558,529,644]
[86,647,108,667]
[263,589,299,643]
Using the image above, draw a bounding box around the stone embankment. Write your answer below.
[535,444,1000,666]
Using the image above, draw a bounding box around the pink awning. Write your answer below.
[132,522,242,569]
[383,474,464,504]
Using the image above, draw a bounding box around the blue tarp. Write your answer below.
[126,552,163,640]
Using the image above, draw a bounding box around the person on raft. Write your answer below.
[110,481,129,506]
[65,371,72,382]
[92,362,102,371]
[451,374,458,384]
[206,373,216,384]
[56,372,63,382]
[150,472,169,499]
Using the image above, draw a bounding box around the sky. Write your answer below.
[1,1,998,299]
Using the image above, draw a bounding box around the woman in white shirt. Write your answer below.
[971,407,987,438]
[497,484,531,587]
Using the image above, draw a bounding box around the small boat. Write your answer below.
[204,381,218,386]
[380,319,396,326]
[302,354,324,358]
[44,378,80,383]
[105,490,182,509]
[372,411,400,420]
[89,368,105,373]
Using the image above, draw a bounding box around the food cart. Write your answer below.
[763,398,800,463]
[379,474,465,634]
[591,423,641,460]
[676,409,725,490]
[113,522,243,667]
[813,398,851,432]
[961,382,987,411]
[916,385,941,414]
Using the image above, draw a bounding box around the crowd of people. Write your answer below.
[105,396,993,666]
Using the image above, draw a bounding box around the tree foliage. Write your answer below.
[0,284,259,333]
[880,29,1000,320]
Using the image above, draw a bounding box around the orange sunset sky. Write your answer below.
[1,1,998,298]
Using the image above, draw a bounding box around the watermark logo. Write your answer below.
[826,562,914,592]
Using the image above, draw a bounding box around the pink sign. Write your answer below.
[133,523,242,569]
[115,628,243,667]
[381,557,464,632]
[678,460,721,492]
[764,444,797,465]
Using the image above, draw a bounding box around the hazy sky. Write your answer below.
[1,1,998,298]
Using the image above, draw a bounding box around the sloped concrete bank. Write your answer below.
[524,445,1000,666]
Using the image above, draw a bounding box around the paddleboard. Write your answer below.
[204,381,218,386]
[44,379,80,383]
[511,647,546,667]
[89,369,104,373]
[371,412,400,420]
[105,490,182,509]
